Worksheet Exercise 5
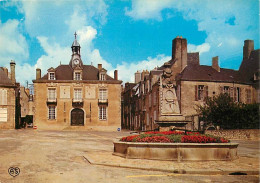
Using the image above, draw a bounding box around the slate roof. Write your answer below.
[72,39,80,47]
[177,49,259,84]
[156,50,259,84]
[38,65,115,81]
[176,64,242,83]
[0,68,13,86]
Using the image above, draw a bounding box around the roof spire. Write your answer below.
[74,31,77,40]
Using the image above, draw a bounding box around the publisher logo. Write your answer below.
[8,167,20,177]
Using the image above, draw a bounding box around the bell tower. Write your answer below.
[69,32,83,69]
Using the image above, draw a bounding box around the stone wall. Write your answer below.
[180,81,255,116]
[113,139,239,161]
[0,87,16,129]
[205,129,260,140]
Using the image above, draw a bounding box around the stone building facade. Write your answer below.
[20,86,30,118]
[0,61,16,129]
[33,34,122,131]
[122,37,259,131]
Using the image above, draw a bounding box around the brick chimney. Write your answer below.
[243,40,254,59]
[135,71,141,83]
[172,36,187,73]
[10,60,16,84]
[114,70,118,80]
[212,56,220,72]
[36,68,41,80]
[141,70,149,81]
[98,64,102,70]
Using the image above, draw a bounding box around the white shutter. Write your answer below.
[1,90,7,105]
[0,108,7,122]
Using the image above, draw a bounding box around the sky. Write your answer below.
[0,0,259,85]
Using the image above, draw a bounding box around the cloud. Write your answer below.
[125,0,172,21]
[126,0,258,68]
[0,0,109,85]
[188,43,210,54]
[19,0,108,42]
[112,54,171,83]
[0,19,29,66]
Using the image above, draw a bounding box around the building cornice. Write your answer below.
[179,79,253,85]
[32,79,122,84]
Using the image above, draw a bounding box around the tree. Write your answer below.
[197,93,259,129]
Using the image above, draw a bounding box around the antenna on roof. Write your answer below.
[60,61,61,65]
[91,62,93,66]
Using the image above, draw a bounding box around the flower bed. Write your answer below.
[114,132,238,161]
[120,131,229,143]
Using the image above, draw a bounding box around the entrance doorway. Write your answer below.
[71,108,84,126]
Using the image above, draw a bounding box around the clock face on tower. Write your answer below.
[74,59,79,65]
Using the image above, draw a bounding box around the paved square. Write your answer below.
[0,130,259,183]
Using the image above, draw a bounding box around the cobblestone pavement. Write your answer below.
[0,129,259,183]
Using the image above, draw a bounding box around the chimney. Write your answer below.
[141,70,149,81]
[172,37,187,72]
[135,71,141,83]
[36,68,41,80]
[187,52,200,65]
[243,40,254,59]
[212,56,220,72]
[114,70,118,80]
[98,64,102,70]
[10,60,16,84]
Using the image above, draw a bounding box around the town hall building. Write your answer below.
[33,33,122,131]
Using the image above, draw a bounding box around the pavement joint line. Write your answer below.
[126,173,181,178]
[83,155,260,175]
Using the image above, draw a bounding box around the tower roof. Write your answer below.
[71,32,80,47]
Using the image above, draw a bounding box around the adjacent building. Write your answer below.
[122,37,259,131]
[33,34,122,131]
[0,61,17,129]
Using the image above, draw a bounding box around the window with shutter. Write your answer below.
[99,106,107,120]
[0,89,7,105]
[99,89,107,101]
[74,89,82,100]
[204,86,208,100]
[236,87,241,102]
[195,85,198,101]
[48,89,56,101]
[223,86,230,94]
[198,85,204,100]
[48,106,56,120]
[49,72,55,80]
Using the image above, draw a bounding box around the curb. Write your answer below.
[83,155,259,175]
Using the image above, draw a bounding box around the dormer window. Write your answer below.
[47,67,56,80]
[100,73,106,81]
[74,72,81,80]
[49,72,55,80]
[99,68,107,81]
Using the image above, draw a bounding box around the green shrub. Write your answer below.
[197,93,259,129]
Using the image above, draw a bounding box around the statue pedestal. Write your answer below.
[155,115,191,130]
